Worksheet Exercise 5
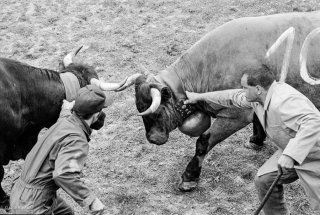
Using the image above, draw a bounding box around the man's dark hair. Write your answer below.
[244,64,276,89]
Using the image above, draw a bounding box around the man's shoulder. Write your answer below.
[270,82,317,113]
[272,82,305,100]
[52,117,85,138]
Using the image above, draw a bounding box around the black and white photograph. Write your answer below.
[0,0,320,214]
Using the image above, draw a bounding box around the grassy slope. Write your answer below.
[1,0,319,214]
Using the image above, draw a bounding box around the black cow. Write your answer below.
[0,46,124,208]
[117,11,320,191]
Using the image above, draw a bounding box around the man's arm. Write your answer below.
[279,95,320,165]
[185,89,253,109]
[52,135,105,213]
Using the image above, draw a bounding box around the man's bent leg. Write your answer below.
[51,196,74,215]
[246,113,266,150]
[254,169,299,215]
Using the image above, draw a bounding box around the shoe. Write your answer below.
[244,141,263,151]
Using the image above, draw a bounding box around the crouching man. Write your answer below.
[10,85,111,215]
[184,65,320,214]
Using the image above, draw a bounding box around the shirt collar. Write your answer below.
[263,81,276,111]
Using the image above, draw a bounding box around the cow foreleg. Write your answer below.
[249,113,266,147]
[0,165,9,209]
[179,116,250,192]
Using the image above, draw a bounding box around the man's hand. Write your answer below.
[278,154,295,169]
[184,91,202,104]
[90,198,106,215]
[61,100,75,110]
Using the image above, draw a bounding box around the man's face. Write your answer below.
[90,111,106,130]
[241,74,260,102]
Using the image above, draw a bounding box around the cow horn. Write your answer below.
[114,73,142,92]
[63,46,84,67]
[138,88,161,116]
[90,77,128,91]
[300,27,320,85]
[266,27,295,83]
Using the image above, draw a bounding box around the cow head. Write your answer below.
[117,71,211,145]
[59,46,126,91]
[133,74,181,145]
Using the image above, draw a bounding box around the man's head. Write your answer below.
[72,85,113,129]
[241,64,276,103]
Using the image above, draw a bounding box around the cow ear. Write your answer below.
[160,86,172,102]
[150,84,172,102]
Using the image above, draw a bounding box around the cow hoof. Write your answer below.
[244,141,263,151]
[178,178,198,192]
[0,195,10,211]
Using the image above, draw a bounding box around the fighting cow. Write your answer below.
[0,46,124,208]
[117,11,320,191]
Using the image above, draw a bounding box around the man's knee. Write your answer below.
[254,172,277,192]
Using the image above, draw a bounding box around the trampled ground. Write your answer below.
[1,0,320,214]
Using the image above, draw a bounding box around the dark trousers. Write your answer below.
[254,168,299,215]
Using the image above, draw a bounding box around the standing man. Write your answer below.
[184,65,320,214]
[10,85,111,215]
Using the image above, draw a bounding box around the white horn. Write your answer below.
[138,88,161,116]
[300,27,320,85]
[115,73,142,92]
[266,27,295,83]
[63,46,83,67]
[90,78,128,91]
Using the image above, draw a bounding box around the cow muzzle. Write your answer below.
[147,129,168,145]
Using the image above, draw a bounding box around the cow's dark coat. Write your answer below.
[0,57,99,207]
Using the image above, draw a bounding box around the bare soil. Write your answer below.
[1,0,319,214]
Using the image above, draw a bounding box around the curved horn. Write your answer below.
[266,27,295,83]
[63,46,84,67]
[300,27,320,85]
[115,73,142,92]
[138,88,161,116]
[90,77,128,91]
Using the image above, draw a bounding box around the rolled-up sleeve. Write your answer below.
[200,89,253,109]
[53,135,96,208]
[280,95,320,164]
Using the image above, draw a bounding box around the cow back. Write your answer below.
[0,58,65,163]
[167,11,320,108]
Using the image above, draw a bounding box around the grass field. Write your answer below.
[1,0,320,214]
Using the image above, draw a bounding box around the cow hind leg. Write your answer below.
[178,116,250,192]
[0,165,9,209]
[0,125,42,210]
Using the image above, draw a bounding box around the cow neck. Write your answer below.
[156,69,186,101]
[155,70,197,124]
[59,72,81,101]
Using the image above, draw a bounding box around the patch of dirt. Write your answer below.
[1,0,319,214]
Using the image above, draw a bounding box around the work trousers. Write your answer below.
[10,179,74,215]
[254,168,299,215]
